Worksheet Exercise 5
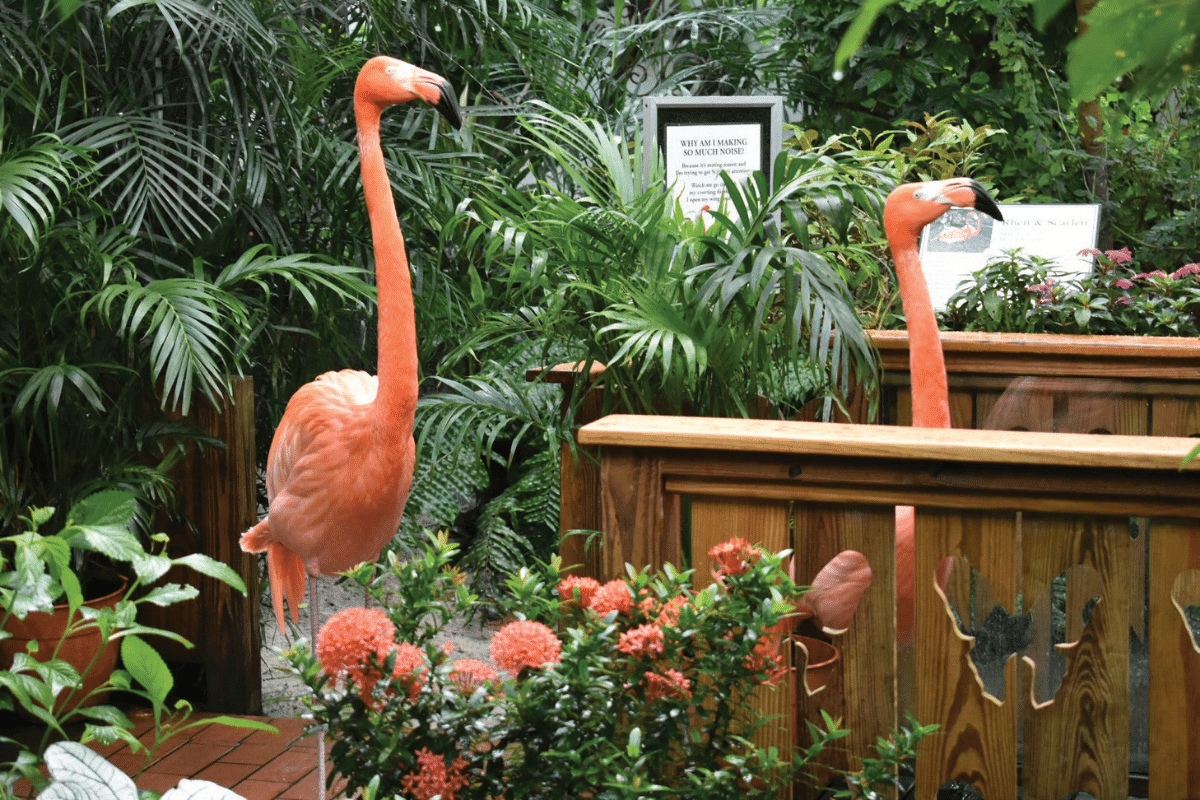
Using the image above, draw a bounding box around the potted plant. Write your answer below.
[0,490,273,797]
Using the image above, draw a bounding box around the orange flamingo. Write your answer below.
[239,56,460,800]
[796,179,1003,648]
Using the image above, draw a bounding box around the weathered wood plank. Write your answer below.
[689,497,793,790]
[870,329,1200,381]
[1147,519,1200,800]
[597,448,670,576]
[1021,515,1130,800]
[915,509,1018,800]
[579,415,1200,472]
[796,503,897,791]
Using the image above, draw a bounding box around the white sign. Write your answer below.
[664,123,762,220]
[919,204,1102,310]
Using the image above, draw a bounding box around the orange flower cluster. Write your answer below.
[590,578,634,616]
[617,623,665,659]
[490,619,562,675]
[558,575,601,608]
[316,607,424,706]
[708,536,761,579]
[644,668,692,702]
[744,635,788,686]
[449,658,499,694]
[399,748,470,800]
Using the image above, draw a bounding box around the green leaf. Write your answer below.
[120,635,173,706]
[172,554,247,593]
[138,584,200,607]
[41,742,139,800]
[834,0,901,72]
[59,491,145,562]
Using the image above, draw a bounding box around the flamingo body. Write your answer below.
[240,57,461,634]
[798,179,1002,647]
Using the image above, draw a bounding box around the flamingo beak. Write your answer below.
[431,79,462,130]
[967,179,1003,222]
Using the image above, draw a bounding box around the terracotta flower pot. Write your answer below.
[795,635,839,692]
[0,581,126,714]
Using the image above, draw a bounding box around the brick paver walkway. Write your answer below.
[13,710,344,799]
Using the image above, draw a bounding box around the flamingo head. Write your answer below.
[884,178,1003,241]
[355,56,462,129]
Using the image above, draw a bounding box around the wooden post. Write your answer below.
[146,377,261,713]
[194,376,261,713]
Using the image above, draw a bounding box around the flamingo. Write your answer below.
[239,56,460,800]
[796,179,1003,648]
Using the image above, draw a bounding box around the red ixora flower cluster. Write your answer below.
[489,619,562,675]
[449,658,499,694]
[1079,246,1134,265]
[399,748,470,800]
[316,607,424,706]
[617,623,665,659]
[644,668,692,702]
[590,578,635,616]
[1026,278,1057,305]
[558,575,601,609]
[708,536,761,579]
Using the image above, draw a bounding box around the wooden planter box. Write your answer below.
[545,332,1200,576]
[541,331,1200,796]
[577,415,1200,800]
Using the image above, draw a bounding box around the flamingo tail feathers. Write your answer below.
[240,519,306,633]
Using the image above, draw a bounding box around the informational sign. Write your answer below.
[664,124,761,219]
[919,203,1103,310]
[644,96,782,222]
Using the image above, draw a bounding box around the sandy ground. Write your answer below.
[258,574,497,717]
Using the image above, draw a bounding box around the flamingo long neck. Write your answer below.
[887,220,951,429]
[356,103,418,442]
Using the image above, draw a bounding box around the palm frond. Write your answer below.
[62,115,231,243]
[83,277,246,412]
[0,137,78,247]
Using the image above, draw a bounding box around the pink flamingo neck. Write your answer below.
[356,104,419,441]
[886,216,951,430]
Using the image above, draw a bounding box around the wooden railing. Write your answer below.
[576,414,1200,800]
[543,332,1200,582]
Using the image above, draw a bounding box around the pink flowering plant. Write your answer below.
[941,247,1200,336]
[283,533,864,799]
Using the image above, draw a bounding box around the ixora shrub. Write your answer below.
[287,535,932,799]
[941,247,1200,336]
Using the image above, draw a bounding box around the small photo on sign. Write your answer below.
[924,208,998,255]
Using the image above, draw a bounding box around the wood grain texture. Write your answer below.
[1021,515,1131,800]
[797,504,897,782]
[579,415,1200,472]
[869,329,1200,380]
[1147,520,1200,800]
[915,509,1018,800]
[597,449,668,577]
[689,497,793,784]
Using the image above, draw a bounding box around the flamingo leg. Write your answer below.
[310,579,327,800]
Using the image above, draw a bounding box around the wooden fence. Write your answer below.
[545,331,1200,581]
[576,414,1200,800]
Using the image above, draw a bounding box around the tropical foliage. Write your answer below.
[4,0,1199,603]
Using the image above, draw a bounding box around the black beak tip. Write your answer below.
[970,180,1003,222]
[436,81,462,130]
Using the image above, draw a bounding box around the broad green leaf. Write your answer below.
[138,584,199,607]
[120,635,173,705]
[172,554,247,593]
[41,741,138,800]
